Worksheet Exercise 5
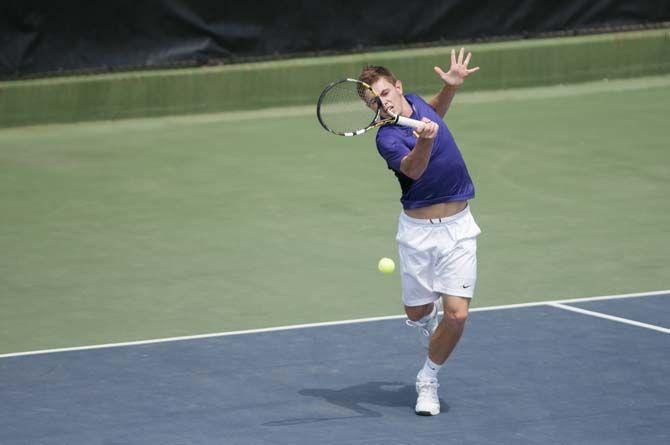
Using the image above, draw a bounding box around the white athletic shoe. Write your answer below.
[415,377,440,416]
[405,299,442,348]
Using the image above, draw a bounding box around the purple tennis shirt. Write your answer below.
[375,93,475,210]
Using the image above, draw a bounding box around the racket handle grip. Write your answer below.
[396,115,425,130]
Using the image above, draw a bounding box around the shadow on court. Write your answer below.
[262,381,449,426]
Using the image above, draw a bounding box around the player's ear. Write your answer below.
[395,80,404,94]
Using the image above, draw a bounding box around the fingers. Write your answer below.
[415,117,428,133]
[464,51,472,67]
[467,67,480,74]
[451,48,475,68]
[425,122,438,139]
[434,66,446,78]
[416,118,438,139]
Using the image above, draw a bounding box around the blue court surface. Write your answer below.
[1,293,669,444]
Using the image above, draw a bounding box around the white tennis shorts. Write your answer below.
[396,205,481,306]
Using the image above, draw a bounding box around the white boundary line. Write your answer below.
[468,289,669,312]
[0,289,668,359]
[549,303,670,334]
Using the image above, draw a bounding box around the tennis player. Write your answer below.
[359,48,481,416]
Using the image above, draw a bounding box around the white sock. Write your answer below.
[418,357,442,381]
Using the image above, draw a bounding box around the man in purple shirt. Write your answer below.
[359,48,481,416]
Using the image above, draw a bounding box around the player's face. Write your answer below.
[370,77,404,117]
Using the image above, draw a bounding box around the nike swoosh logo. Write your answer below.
[462,284,471,288]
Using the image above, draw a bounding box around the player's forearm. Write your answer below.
[400,139,434,180]
[428,85,459,118]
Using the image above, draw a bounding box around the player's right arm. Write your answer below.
[399,118,439,180]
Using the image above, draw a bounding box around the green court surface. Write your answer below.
[1,76,669,355]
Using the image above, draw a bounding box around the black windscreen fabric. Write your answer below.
[1,0,668,78]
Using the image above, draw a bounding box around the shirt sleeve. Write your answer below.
[376,132,409,172]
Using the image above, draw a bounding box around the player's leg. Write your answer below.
[404,302,433,321]
[428,295,469,365]
[421,205,480,375]
[396,213,443,347]
[414,207,480,415]
[414,295,469,416]
[404,298,443,348]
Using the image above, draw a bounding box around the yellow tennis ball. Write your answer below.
[378,257,395,274]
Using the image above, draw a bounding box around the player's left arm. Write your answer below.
[428,47,480,118]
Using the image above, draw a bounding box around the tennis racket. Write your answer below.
[316,78,425,136]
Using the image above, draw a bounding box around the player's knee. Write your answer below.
[444,309,468,326]
[405,303,433,321]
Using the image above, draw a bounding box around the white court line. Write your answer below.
[0,290,668,359]
[468,289,669,313]
[548,303,670,334]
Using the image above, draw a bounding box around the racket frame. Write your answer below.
[316,78,424,137]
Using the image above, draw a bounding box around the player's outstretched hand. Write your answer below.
[416,118,438,140]
[434,47,480,89]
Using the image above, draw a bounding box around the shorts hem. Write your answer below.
[402,295,442,307]
[434,288,474,299]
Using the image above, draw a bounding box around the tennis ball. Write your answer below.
[378,257,395,274]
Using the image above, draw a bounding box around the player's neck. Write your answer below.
[399,96,413,118]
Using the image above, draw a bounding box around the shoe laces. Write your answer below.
[417,380,440,403]
[405,319,431,337]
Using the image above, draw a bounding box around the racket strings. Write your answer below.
[318,81,378,135]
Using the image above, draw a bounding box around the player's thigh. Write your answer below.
[397,218,438,307]
[434,236,478,297]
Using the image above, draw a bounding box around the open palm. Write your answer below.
[434,47,480,88]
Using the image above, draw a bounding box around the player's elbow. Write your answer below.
[401,165,426,180]
[399,160,425,180]
[405,170,423,180]
[400,154,431,180]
